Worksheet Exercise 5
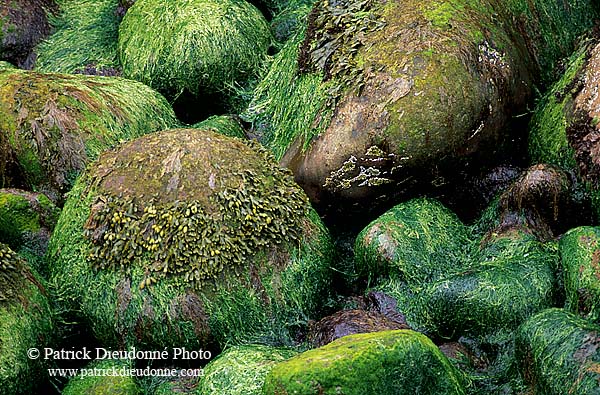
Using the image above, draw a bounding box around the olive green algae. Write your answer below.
[516,308,600,395]
[48,128,334,349]
[118,0,272,101]
[263,329,467,395]
[61,359,140,395]
[0,67,179,202]
[0,243,55,395]
[560,227,600,324]
[199,345,298,395]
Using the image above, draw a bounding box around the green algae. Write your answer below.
[0,68,179,201]
[35,0,121,74]
[264,330,467,395]
[560,227,600,324]
[191,115,246,139]
[199,345,298,395]
[516,308,600,395]
[48,128,334,349]
[118,0,272,100]
[61,359,140,395]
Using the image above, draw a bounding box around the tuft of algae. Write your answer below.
[516,308,600,395]
[560,226,600,324]
[199,345,298,395]
[61,359,140,395]
[191,115,247,139]
[48,127,334,349]
[0,243,55,395]
[35,0,122,75]
[0,67,179,202]
[118,0,272,101]
[263,330,467,395]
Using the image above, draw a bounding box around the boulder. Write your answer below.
[0,67,178,203]
[245,0,599,216]
[0,243,54,395]
[264,330,467,395]
[516,308,600,395]
[48,127,334,350]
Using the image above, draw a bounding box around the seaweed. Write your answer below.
[191,115,247,139]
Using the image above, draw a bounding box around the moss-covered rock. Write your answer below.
[560,227,600,324]
[61,359,140,395]
[48,127,333,350]
[35,0,122,75]
[0,0,55,69]
[245,0,598,216]
[0,67,178,202]
[198,345,297,395]
[0,243,54,395]
[529,34,600,218]
[118,0,272,102]
[264,330,467,394]
[516,308,600,395]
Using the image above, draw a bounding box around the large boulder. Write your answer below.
[529,33,600,218]
[245,0,598,216]
[0,0,55,68]
[48,127,334,350]
[516,308,600,395]
[118,0,272,101]
[0,243,55,395]
[263,330,467,395]
[0,67,178,203]
[35,0,122,75]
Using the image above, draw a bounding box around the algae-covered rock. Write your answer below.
[264,330,467,395]
[355,198,558,338]
[61,359,140,395]
[199,345,298,395]
[516,308,600,395]
[191,115,246,139]
[0,0,55,69]
[48,127,333,350]
[0,243,54,395]
[560,227,600,323]
[529,34,600,218]
[0,67,178,202]
[118,0,272,101]
[35,0,122,75]
[246,0,598,215]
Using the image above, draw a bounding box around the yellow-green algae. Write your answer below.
[516,308,600,395]
[118,0,272,100]
[48,128,333,349]
[0,243,54,395]
[198,345,298,395]
[263,329,467,395]
[560,227,600,324]
[61,359,140,395]
[191,115,246,139]
[0,67,179,201]
[35,0,122,74]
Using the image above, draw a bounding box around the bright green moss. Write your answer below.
[35,0,121,74]
[199,345,298,395]
[61,360,140,395]
[516,308,600,395]
[118,0,272,100]
[264,330,467,395]
[560,227,600,324]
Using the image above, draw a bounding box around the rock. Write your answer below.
[199,345,298,395]
[118,0,272,101]
[48,127,334,350]
[35,0,122,74]
[116,0,136,18]
[245,0,598,216]
[61,359,140,395]
[264,330,467,395]
[0,243,54,395]
[516,308,600,395]
[560,227,600,323]
[307,309,409,348]
[0,0,55,68]
[529,32,600,219]
[0,67,178,203]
